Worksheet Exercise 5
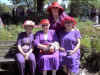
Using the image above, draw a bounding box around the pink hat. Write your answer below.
[23,20,35,27]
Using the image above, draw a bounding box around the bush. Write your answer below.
[0,25,40,40]
[75,18,100,52]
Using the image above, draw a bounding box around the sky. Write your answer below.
[0,0,12,5]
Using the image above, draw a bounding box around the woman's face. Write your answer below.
[64,21,73,29]
[24,26,33,33]
[42,24,50,32]
[51,7,59,16]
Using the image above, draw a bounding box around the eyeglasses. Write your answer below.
[64,21,73,24]
[42,24,49,26]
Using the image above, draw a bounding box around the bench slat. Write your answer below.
[0,41,16,47]
[0,57,15,62]
[0,68,8,72]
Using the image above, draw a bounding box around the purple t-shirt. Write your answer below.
[48,12,68,31]
[17,32,34,52]
[34,30,58,46]
[59,30,81,51]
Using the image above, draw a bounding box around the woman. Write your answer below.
[59,16,81,75]
[47,1,69,31]
[34,19,59,75]
[16,20,36,75]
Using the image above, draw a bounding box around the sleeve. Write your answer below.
[52,30,59,42]
[17,33,22,46]
[75,30,81,39]
[34,31,40,47]
[32,34,35,47]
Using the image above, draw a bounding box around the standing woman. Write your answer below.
[47,1,68,31]
[16,20,36,75]
[59,16,81,75]
[34,19,59,75]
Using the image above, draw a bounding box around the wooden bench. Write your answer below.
[0,41,18,74]
[0,41,90,75]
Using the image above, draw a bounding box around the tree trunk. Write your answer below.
[37,0,44,12]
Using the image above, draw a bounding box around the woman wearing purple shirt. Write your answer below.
[47,1,68,31]
[16,20,36,75]
[34,19,59,75]
[59,16,81,75]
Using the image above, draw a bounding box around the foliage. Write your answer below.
[10,0,46,11]
[75,18,100,52]
[0,3,11,14]
[69,0,100,17]
[0,25,40,40]
[88,0,100,8]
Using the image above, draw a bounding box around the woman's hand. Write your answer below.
[68,50,76,55]
[49,45,55,50]
[24,53,30,60]
[38,44,48,50]
[59,47,65,51]
[49,45,55,53]
[25,55,29,60]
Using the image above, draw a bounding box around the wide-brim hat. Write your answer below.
[23,20,35,28]
[47,2,64,13]
[40,19,50,25]
[61,16,77,27]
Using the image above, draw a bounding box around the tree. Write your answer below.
[10,0,46,12]
[0,3,11,15]
[37,0,45,11]
[69,0,100,17]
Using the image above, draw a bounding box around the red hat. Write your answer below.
[61,16,77,27]
[40,19,50,25]
[23,20,35,27]
[47,2,64,13]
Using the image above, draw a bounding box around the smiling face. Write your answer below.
[42,24,50,33]
[24,25,33,33]
[51,7,59,16]
[64,21,73,30]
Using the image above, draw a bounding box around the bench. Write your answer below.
[0,41,18,74]
[0,41,90,75]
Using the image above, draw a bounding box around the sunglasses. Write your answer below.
[52,7,59,9]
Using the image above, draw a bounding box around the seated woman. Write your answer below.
[59,16,81,75]
[16,20,36,75]
[34,19,59,75]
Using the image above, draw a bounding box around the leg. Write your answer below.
[63,65,68,74]
[52,70,56,75]
[70,72,77,75]
[67,69,71,75]
[28,53,36,75]
[43,70,47,75]
[16,53,25,75]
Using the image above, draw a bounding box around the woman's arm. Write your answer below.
[69,38,80,55]
[18,45,26,56]
[38,44,48,50]
[26,48,33,55]
[73,39,80,52]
